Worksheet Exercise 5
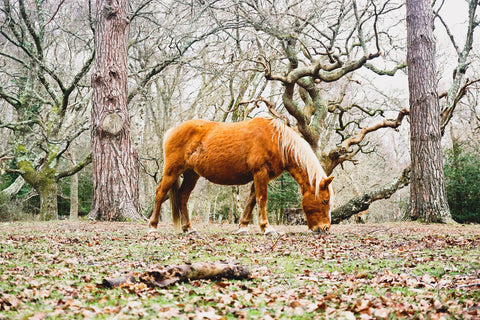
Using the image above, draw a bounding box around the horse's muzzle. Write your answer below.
[313,225,330,234]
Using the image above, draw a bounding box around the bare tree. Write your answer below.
[328,0,480,222]
[437,0,480,131]
[224,1,408,170]
[0,0,93,219]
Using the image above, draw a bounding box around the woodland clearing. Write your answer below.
[0,221,479,319]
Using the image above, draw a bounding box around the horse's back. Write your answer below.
[165,117,273,146]
[163,119,217,150]
[163,117,283,185]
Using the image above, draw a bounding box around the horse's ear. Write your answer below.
[320,176,334,190]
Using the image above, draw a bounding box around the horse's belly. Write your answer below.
[204,172,253,185]
[193,161,253,185]
[187,144,254,185]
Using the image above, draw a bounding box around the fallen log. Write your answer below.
[101,262,251,288]
[101,273,136,288]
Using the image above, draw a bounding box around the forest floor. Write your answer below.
[0,221,479,319]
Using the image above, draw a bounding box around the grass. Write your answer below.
[0,221,479,319]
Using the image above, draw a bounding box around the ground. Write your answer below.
[0,221,479,319]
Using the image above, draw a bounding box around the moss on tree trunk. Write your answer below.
[18,161,59,220]
[38,179,58,220]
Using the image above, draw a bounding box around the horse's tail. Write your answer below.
[170,178,182,230]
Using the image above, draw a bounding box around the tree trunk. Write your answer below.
[406,0,452,223]
[38,180,58,221]
[89,0,143,221]
[69,153,79,220]
[17,161,58,220]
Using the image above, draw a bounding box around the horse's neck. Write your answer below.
[286,164,311,194]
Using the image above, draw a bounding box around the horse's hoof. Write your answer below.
[148,227,158,234]
[264,227,278,236]
[235,227,249,235]
[186,229,200,236]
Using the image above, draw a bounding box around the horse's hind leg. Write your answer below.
[236,184,256,234]
[149,171,182,232]
[178,169,200,233]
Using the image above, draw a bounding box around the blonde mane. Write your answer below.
[269,118,329,198]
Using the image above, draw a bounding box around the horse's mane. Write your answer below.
[268,118,328,197]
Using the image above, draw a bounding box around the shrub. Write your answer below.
[267,172,301,223]
[58,170,93,218]
[444,143,480,223]
[0,193,34,221]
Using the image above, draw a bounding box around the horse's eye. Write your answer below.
[322,199,329,205]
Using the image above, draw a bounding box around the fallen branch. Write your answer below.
[101,273,136,288]
[101,262,251,288]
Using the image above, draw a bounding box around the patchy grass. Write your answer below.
[0,221,479,319]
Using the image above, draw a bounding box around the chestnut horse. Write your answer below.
[148,117,334,235]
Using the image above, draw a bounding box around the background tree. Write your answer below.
[406,0,451,223]
[328,0,479,222]
[0,0,93,220]
[89,0,142,221]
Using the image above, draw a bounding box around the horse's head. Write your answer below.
[302,176,334,234]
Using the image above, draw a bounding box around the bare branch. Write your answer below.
[331,166,411,223]
[441,78,480,133]
[43,0,67,27]
[18,0,44,58]
[364,62,407,76]
[435,14,460,54]
[0,156,14,164]
[0,176,25,198]
[0,119,45,131]
[53,50,95,135]
[55,153,92,181]
[238,96,290,125]
[340,108,409,149]
[440,0,479,134]
[324,108,410,175]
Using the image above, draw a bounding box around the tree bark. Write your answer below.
[38,180,58,221]
[89,0,143,221]
[406,0,452,223]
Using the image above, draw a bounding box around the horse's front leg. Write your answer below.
[253,169,277,236]
[236,184,256,234]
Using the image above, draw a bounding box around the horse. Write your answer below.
[148,117,334,235]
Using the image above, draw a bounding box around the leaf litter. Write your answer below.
[0,221,479,319]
